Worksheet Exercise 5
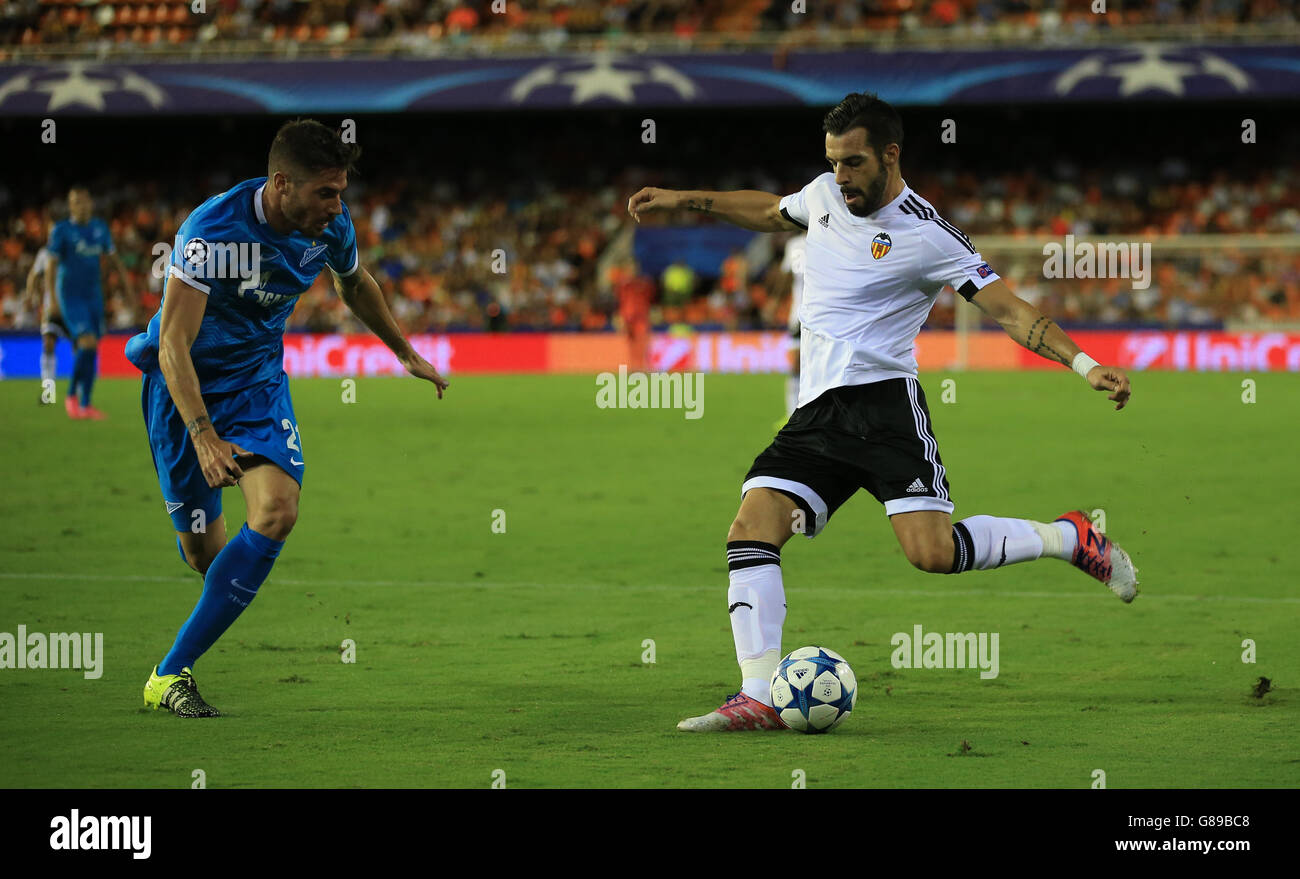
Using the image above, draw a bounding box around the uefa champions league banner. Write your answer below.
[2,330,1300,378]
[1,45,1298,115]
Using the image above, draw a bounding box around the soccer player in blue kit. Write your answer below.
[45,186,129,418]
[126,120,449,717]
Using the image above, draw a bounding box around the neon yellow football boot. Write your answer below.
[143,666,221,718]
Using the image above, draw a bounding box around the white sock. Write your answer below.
[40,351,56,383]
[1032,520,1077,560]
[785,376,799,416]
[726,541,786,706]
[952,515,1045,570]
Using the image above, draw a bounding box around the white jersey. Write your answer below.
[778,174,1000,407]
[780,233,806,333]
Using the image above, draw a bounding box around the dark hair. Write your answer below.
[822,93,904,160]
[268,119,361,181]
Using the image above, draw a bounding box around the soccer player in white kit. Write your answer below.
[779,233,806,420]
[25,246,63,401]
[627,92,1138,732]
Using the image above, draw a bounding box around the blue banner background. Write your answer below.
[0,45,1296,115]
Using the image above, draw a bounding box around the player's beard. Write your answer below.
[842,166,889,217]
[282,195,306,231]
[283,189,331,236]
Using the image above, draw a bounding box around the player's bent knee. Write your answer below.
[250,497,298,542]
[905,544,952,574]
[728,493,796,547]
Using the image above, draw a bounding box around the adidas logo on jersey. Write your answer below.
[818,214,830,227]
[905,478,928,494]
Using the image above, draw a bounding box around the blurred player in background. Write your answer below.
[44,187,128,419]
[629,92,1139,733]
[24,245,62,401]
[778,232,806,423]
[615,258,654,371]
[126,119,449,717]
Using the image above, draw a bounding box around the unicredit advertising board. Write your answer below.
[2,331,1300,379]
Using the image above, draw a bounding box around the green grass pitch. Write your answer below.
[0,370,1295,788]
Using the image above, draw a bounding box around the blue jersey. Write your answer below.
[126,177,358,394]
[47,218,114,302]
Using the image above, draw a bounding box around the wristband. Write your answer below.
[1072,352,1100,379]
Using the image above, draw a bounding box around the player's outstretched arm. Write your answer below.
[105,252,136,319]
[44,254,59,310]
[158,276,251,487]
[970,278,1132,410]
[24,261,42,310]
[333,265,448,398]
[627,187,801,233]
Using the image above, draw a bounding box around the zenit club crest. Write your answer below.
[871,231,892,260]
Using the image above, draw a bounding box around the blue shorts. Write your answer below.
[140,370,304,532]
[57,290,104,339]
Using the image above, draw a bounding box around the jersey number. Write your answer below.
[281,419,301,452]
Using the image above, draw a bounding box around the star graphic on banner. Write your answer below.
[510,56,697,104]
[1054,45,1250,97]
[1107,45,1199,96]
[560,54,645,103]
[0,62,168,111]
[35,62,118,111]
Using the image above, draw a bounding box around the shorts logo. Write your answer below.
[905,478,927,493]
[165,500,184,514]
[871,232,892,260]
[976,263,993,278]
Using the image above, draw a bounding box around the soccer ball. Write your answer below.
[770,646,857,733]
[182,237,209,266]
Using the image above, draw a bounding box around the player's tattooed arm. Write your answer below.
[972,279,1077,367]
[1022,316,1073,367]
[186,415,213,439]
[159,275,251,485]
[627,188,794,232]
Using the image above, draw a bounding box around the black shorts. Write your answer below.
[40,313,68,338]
[743,377,954,537]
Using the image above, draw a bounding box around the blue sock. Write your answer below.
[158,524,284,676]
[67,351,82,402]
[76,347,97,407]
[71,348,92,405]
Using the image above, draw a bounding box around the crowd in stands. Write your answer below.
[3,155,1298,334]
[6,0,1298,50]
